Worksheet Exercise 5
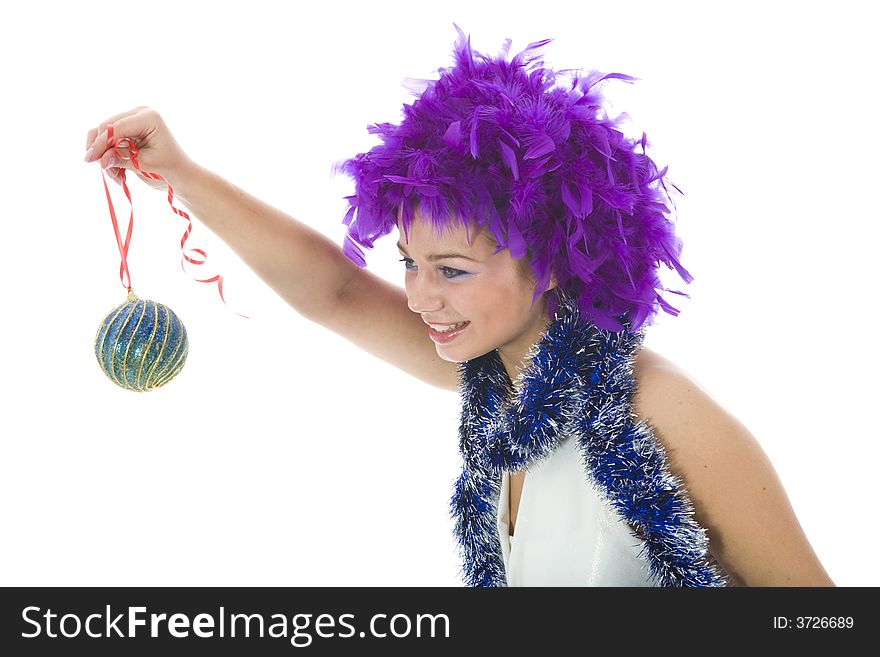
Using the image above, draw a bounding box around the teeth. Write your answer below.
[432,321,468,333]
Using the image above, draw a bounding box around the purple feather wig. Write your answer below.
[332,24,694,333]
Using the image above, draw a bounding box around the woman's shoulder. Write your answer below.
[631,346,728,428]
[632,346,692,387]
[628,346,835,586]
[630,346,751,500]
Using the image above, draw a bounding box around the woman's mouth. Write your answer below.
[428,321,470,343]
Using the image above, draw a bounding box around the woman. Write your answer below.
[83,27,833,587]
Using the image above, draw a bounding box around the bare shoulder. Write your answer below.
[631,346,752,454]
[630,347,835,587]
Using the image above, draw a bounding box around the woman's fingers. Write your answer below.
[102,166,123,187]
[103,162,152,188]
[85,107,152,164]
[85,106,146,150]
[97,126,143,171]
[84,106,185,193]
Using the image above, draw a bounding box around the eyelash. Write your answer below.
[398,257,468,279]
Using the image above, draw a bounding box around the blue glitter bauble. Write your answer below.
[94,290,188,391]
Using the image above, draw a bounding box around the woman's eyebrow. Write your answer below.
[396,242,480,262]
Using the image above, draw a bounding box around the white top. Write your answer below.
[497,432,659,587]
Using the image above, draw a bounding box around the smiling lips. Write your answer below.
[427,321,470,343]
[427,321,469,333]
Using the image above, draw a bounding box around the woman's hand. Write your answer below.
[83,106,194,192]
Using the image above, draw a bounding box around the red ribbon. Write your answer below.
[101,125,249,319]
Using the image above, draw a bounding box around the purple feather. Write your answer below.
[498,140,519,181]
[523,134,555,160]
[443,121,462,149]
[469,105,482,159]
[561,181,581,217]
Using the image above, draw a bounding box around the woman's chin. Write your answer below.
[435,347,467,364]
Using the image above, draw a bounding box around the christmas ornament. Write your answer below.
[93,125,247,390]
[94,290,188,391]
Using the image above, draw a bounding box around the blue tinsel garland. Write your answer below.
[450,296,732,587]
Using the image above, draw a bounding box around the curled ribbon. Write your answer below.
[100,125,249,319]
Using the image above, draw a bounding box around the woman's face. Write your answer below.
[396,208,555,369]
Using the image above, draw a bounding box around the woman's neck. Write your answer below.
[497,309,553,386]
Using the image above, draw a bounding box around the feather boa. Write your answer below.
[450,296,731,587]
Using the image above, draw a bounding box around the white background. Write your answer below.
[1,0,876,587]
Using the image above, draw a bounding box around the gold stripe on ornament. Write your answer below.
[120,301,148,390]
[144,302,171,390]
[149,313,179,388]
[155,325,188,388]
[151,312,185,388]
[109,302,140,389]
[154,332,187,388]
[150,304,178,391]
[134,300,159,391]
[94,301,128,378]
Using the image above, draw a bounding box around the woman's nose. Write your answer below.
[406,272,444,314]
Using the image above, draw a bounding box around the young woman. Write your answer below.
[83,28,834,587]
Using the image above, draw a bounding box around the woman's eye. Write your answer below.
[440,267,467,278]
[398,257,467,279]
